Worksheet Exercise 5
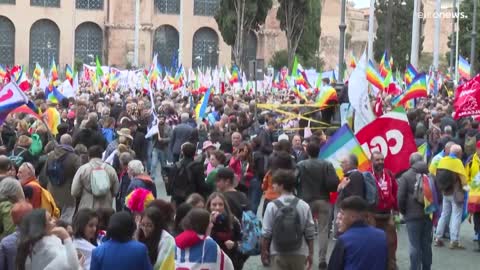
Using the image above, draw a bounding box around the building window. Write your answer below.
[76,0,103,9]
[0,16,15,66]
[154,0,179,14]
[30,0,60,7]
[153,25,179,69]
[194,0,219,17]
[0,0,15,5]
[75,22,103,65]
[192,27,218,69]
[29,19,59,72]
[242,31,257,67]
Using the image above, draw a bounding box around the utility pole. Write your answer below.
[471,0,478,77]
[410,0,420,67]
[338,0,347,83]
[367,0,375,61]
[450,0,457,74]
[133,0,140,68]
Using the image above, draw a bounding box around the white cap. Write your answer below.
[278,133,289,142]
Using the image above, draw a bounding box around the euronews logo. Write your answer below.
[417,11,468,19]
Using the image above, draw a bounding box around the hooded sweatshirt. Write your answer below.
[174,230,234,270]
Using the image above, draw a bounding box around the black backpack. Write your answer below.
[47,154,68,186]
[168,161,196,201]
[435,169,455,193]
[272,198,303,252]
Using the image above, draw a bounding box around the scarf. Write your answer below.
[374,170,395,212]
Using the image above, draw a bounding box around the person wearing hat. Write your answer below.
[465,140,480,250]
[103,128,133,161]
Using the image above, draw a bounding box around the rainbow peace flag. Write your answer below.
[459,56,471,80]
[404,64,418,86]
[316,86,337,107]
[319,124,371,179]
[349,53,356,68]
[229,66,239,84]
[195,87,211,119]
[379,51,390,78]
[366,60,384,91]
[292,86,308,102]
[49,58,58,82]
[399,73,427,105]
[0,64,6,79]
[65,64,73,86]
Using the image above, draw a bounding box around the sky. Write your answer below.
[352,0,370,8]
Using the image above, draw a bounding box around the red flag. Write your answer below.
[355,107,416,174]
[454,74,480,119]
[374,94,383,117]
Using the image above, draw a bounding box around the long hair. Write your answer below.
[137,207,164,264]
[205,192,234,230]
[73,208,98,246]
[16,209,48,270]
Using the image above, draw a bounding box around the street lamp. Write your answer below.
[195,55,203,70]
[401,1,407,6]
[46,41,52,68]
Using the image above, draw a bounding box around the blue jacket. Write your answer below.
[90,240,152,270]
[328,221,387,270]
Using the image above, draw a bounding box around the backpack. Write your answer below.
[28,181,60,218]
[168,161,195,201]
[90,163,111,197]
[9,148,27,167]
[413,173,426,205]
[362,171,379,207]
[272,198,303,253]
[435,169,455,192]
[47,154,68,186]
[239,210,262,255]
[29,133,43,156]
[464,134,477,157]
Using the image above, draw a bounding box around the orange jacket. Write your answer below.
[261,170,280,201]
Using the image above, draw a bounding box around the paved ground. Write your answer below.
[154,172,479,270]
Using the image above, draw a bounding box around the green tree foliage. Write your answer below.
[277,0,320,68]
[373,0,424,70]
[269,50,289,71]
[446,0,480,74]
[296,0,322,69]
[215,0,272,68]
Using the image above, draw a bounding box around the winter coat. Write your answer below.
[398,161,430,221]
[71,158,119,210]
[40,145,81,210]
[126,174,157,198]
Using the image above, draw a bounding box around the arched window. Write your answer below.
[76,0,103,9]
[192,27,218,69]
[30,0,60,7]
[194,0,219,16]
[75,22,103,65]
[29,19,59,72]
[242,31,257,67]
[153,25,179,68]
[154,0,179,14]
[0,16,15,66]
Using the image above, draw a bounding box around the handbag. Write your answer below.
[453,181,465,204]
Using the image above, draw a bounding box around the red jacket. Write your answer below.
[374,170,398,213]
[228,156,254,188]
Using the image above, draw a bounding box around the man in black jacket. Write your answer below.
[397,152,432,270]
[297,141,339,269]
[169,113,196,162]
[169,143,208,206]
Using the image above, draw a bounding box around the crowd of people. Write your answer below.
[0,82,478,270]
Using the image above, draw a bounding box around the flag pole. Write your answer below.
[455,0,460,83]
[367,0,375,62]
